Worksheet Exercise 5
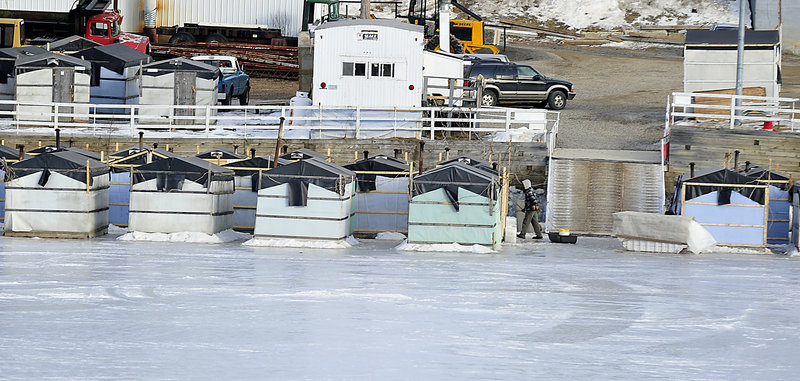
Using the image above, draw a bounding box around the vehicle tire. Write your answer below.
[481,89,498,107]
[239,85,250,105]
[425,34,464,54]
[168,32,195,45]
[205,33,228,43]
[221,89,232,106]
[547,90,567,110]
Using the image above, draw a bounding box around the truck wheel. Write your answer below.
[239,86,250,105]
[168,32,195,45]
[221,89,232,106]
[481,89,498,107]
[206,34,228,43]
[547,90,567,110]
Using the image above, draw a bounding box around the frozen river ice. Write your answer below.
[1,235,799,380]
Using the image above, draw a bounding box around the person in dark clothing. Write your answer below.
[518,179,543,239]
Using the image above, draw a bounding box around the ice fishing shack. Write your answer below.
[128,156,234,235]
[4,150,110,238]
[312,19,424,108]
[252,158,356,242]
[14,52,91,123]
[139,57,219,125]
[0,46,48,111]
[223,154,290,232]
[343,154,411,236]
[407,161,503,247]
[47,36,102,55]
[0,143,24,225]
[70,43,151,114]
[107,146,176,227]
[737,164,794,245]
[669,166,770,247]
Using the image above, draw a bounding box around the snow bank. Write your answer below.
[243,236,360,249]
[375,232,407,240]
[107,225,129,235]
[394,240,497,253]
[117,229,248,243]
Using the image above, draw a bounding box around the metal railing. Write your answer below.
[0,100,559,140]
[667,92,799,131]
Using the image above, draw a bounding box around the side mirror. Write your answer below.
[240,64,246,72]
[533,75,542,81]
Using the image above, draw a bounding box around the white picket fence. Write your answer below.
[668,92,800,132]
[0,100,559,140]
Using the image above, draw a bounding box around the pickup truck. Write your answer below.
[191,55,250,105]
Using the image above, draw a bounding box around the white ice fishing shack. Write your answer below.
[14,52,91,123]
[312,19,424,108]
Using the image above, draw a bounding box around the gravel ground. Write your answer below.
[249,40,800,151]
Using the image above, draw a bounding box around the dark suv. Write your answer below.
[465,62,575,110]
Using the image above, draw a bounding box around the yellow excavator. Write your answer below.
[407,0,499,54]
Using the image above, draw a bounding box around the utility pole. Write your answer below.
[440,0,451,52]
[734,0,746,127]
[361,0,371,19]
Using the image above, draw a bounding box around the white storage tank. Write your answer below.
[71,44,151,114]
[4,150,110,238]
[139,57,219,125]
[14,52,91,123]
[128,156,234,235]
[252,158,356,242]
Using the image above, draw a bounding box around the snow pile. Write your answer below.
[375,232,407,240]
[107,225,129,235]
[378,0,739,31]
[243,236,360,249]
[394,240,497,253]
[487,127,546,143]
[117,229,248,243]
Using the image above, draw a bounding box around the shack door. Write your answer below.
[53,68,75,119]
[174,71,196,125]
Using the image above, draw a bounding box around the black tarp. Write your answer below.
[7,150,109,186]
[15,52,91,70]
[223,155,290,176]
[70,44,150,74]
[29,145,102,161]
[279,148,327,161]
[412,162,498,211]
[141,57,220,80]
[343,155,409,192]
[438,156,497,175]
[738,165,792,191]
[132,156,234,190]
[685,30,780,47]
[0,144,21,161]
[0,46,49,84]
[196,147,246,161]
[109,147,177,173]
[253,158,355,206]
[669,167,767,214]
[47,36,102,53]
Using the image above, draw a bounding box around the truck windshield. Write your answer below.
[110,20,121,37]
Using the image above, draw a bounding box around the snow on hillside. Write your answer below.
[375,0,741,31]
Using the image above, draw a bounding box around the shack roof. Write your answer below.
[196,147,246,161]
[0,46,48,59]
[141,57,220,79]
[71,43,151,74]
[684,30,780,47]
[29,145,101,161]
[15,52,90,69]
[0,143,22,160]
[344,155,410,191]
[132,155,234,185]
[8,150,109,184]
[412,161,498,210]
[108,147,177,170]
[669,166,766,214]
[438,156,497,175]
[255,157,355,191]
[224,155,290,176]
[315,18,423,34]
[279,148,327,161]
[47,35,102,53]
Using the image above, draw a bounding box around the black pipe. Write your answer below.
[153,143,158,149]
[282,145,289,155]
[55,128,61,149]
[233,145,239,155]
[745,161,751,173]
[16,144,24,161]
[418,141,425,175]
[250,148,256,158]
[138,131,144,150]
[363,150,369,160]
[734,150,740,172]
[690,162,695,178]
[394,148,401,159]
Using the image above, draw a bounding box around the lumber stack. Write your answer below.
[151,42,299,79]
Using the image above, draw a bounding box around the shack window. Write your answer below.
[90,22,109,37]
[342,62,367,77]
[371,63,395,78]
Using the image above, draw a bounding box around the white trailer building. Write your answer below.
[312,19,424,108]
[683,30,781,99]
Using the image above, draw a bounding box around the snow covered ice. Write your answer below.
[1,234,800,379]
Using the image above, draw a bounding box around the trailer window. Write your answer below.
[90,22,109,37]
[0,25,13,48]
[371,63,394,78]
[342,62,367,77]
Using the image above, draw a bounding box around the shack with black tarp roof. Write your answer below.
[139,57,219,125]
[4,150,110,238]
[252,158,355,241]
[128,156,234,234]
[14,52,91,123]
[107,147,177,227]
[408,161,503,247]
[71,43,151,113]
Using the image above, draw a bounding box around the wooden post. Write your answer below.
[196,145,200,154]
[273,117,285,168]
[115,142,119,152]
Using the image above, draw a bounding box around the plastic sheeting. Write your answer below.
[683,191,766,247]
[408,187,502,247]
[253,182,354,241]
[223,156,288,232]
[4,171,109,238]
[793,182,800,251]
[612,211,716,254]
[128,178,234,235]
[109,171,131,226]
[351,176,409,235]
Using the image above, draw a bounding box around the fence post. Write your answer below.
[355,106,361,139]
[130,106,135,137]
[205,105,211,138]
[429,108,435,140]
[729,95,736,129]
[53,104,59,130]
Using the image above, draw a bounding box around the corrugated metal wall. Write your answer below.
[545,159,665,235]
[2,0,302,37]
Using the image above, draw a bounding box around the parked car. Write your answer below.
[191,55,250,105]
[464,61,575,109]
